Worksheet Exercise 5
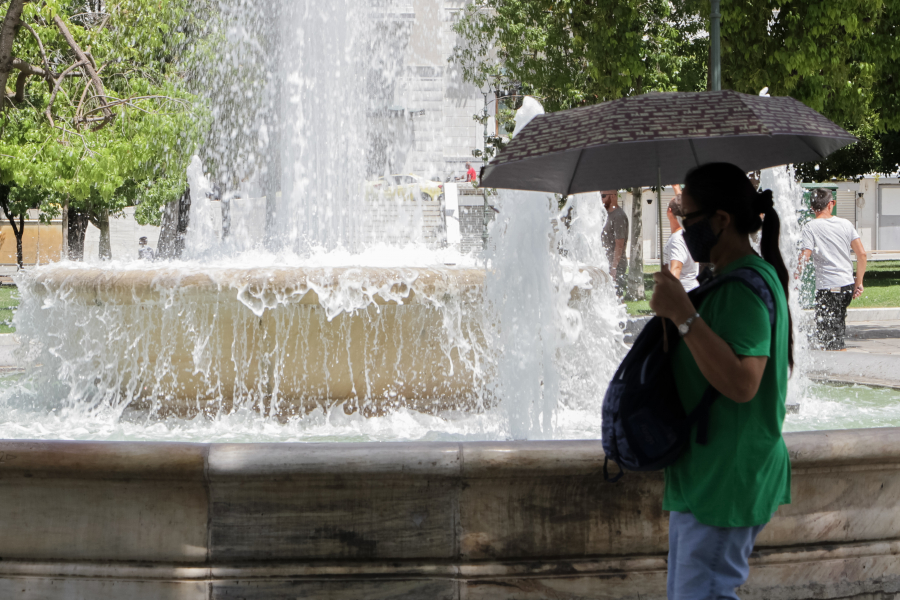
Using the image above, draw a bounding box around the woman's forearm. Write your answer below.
[681,318,768,403]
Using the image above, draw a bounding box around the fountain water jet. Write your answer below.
[9,0,623,435]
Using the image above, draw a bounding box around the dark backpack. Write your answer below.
[601,267,776,482]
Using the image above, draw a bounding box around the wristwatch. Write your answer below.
[677,313,700,337]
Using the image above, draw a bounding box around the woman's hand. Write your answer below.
[650,266,696,325]
[652,267,769,403]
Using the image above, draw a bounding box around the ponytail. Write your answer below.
[755,193,794,372]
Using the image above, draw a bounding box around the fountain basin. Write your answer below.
[20,263,608,418]
[0,428,897,599]
[21,266,493,416]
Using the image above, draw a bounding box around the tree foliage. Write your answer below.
[0,0,203,261]
[451,0,708,114]
[452,0,900,181]
[720,0,900,179]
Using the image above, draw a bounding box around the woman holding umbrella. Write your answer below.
[649,163,793,599]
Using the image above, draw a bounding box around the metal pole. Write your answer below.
[658,167,663,266]
[482,91,490,251]
[710,0,721,91]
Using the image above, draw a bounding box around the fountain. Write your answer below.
[0,1,898,598]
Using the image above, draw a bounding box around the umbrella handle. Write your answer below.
[662,317,669,353]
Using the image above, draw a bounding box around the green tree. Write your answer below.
[720,0,900,180]
[0,0,201,261]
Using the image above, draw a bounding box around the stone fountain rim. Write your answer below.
[0,427,896,482]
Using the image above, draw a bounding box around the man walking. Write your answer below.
[800,188,867,350]
[601,190,628,296]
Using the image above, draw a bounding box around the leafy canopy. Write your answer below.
[0,0,203,225]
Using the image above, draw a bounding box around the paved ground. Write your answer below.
[625,314,900,389]
[808,320,900,388]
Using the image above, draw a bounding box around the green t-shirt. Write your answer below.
[663,254,792,527]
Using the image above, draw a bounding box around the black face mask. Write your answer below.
[683,217,722,263]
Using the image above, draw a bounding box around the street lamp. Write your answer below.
[481,90,491,252]
[710,0,721,91]
[479,87,523,252]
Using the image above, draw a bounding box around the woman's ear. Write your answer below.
[712,209,732,234]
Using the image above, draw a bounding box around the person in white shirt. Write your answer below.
[663,188,699,292]
[799,188,867,350]
[138,236,156,261]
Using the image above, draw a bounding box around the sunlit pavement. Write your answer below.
[809,320,900,388]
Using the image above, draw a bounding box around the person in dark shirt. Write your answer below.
[601,190,628,296]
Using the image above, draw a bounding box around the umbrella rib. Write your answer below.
[794,135,826,160]
[565,148,587,196]
[689,140,701,168]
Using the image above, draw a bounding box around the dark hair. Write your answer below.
[668,194,684,217]
[683,162,794,371]
[810,188,833,212]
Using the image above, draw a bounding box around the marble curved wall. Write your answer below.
[0,428,898,599]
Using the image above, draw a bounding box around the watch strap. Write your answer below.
[678,313,700,337]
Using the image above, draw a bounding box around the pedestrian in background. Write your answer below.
[799,188,867,351]
[457,162,478,184]
[138,236,156,261]
[601,190,628,296]
[664,185,699,292]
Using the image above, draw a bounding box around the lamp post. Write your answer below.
[710,0,721,91]
[481,90,490,251]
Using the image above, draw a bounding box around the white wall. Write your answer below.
[860,177,877,250]
[83,207,161,262]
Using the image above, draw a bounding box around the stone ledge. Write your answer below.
[1,430,899,598]
[0,432,889,482]
[0,440,207,480]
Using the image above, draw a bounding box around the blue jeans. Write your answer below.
[667,511,768,600]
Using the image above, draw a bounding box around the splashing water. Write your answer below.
[4,84,630,442]
[759,165,815,409]
[0,0,881,444]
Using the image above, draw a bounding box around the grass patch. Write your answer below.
[626,259,900,316]
[851,260,900,309]
[624,264,659,316]
[0,286,16,334]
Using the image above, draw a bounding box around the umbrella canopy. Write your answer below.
[480,90,856,194]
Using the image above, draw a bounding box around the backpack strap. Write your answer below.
[688,267,776,325]
[682,267,778,445]
[603,456,625,483]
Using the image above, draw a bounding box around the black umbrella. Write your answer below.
[480,90,856,194]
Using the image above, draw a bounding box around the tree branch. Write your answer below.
[80,94,191,117]
[52,14,114,124]
[0,186,21,239]
[0,0,27,107]
[45,60,87,127]
[13,71,26,103]
[11,58,47,78]
[20,22,54,79]
[53,125,97,157]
